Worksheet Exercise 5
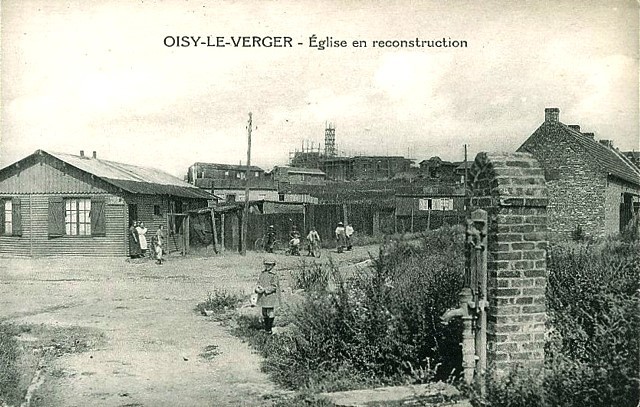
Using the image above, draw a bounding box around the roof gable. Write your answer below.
[519,122,640,187]
[0,150,214,199]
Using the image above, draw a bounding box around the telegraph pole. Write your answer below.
[241,112,252,256]
[464,144,469,214]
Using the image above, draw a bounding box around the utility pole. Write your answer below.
[464,144,469,214]
[241,112,252,256]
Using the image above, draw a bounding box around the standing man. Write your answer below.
[255,255,281,334]
[306,226,321,257]
[335,221,346,253]
[345,223,354,251]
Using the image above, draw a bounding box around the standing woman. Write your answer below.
[136,221,149,257]
[155,225,165,264]
[129,221,141,259]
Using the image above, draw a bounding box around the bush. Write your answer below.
[236,226,465,392]
[570,224,586,242]
[0,324,22,406]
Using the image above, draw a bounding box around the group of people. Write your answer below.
[334,221,354,253]
[129,221,165,264]
[263,221,354,255]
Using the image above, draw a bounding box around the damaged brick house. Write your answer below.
[0,150,213,257]
[518,108,640,238]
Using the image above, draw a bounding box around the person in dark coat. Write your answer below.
[255,255,281,334]
[129,221,141,259]
[265,225,277,253]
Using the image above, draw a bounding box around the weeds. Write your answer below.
[234,226,465,392]
[0,324,21,406]
[289,261,331,292]
[195,289,243,315]
[475,240,640,407]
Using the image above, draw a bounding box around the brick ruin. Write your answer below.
[468,152,548,373]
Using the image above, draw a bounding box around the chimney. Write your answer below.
[599,140,613,149]
[545,107,560,123]
[80,150,84,157]
[568,125,580,132]
[582,132,594,139]
[92,151,97,159]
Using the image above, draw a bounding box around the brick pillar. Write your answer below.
[468,152,548,374]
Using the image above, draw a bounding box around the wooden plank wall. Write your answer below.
[0,156,113,195]
[0,194,127,257]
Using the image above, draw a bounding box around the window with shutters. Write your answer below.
[49,197,104,238]
[3,200,12,235]
[0,198,21,236]
[65,198,92,236]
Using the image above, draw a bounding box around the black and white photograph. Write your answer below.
[1,1,639,406]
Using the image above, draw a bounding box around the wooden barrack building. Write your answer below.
[0,150,214,257]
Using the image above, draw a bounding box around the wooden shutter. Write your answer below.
[91,197,106,236]
[48,197,65,237]
[12,197,22,236]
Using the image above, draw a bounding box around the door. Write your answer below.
[128,204,138,225]
[620,193,633,232]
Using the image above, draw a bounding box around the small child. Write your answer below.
[255,255,280,334]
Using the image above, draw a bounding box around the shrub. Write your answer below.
[0,324,22,406]
[195,289,243,314]
[570,224,586,242]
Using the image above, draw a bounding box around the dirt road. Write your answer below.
[0,246,375,407]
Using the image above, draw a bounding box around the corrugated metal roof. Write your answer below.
[45,151,214,199]
[193,162,264,172]
[276,166,325,175]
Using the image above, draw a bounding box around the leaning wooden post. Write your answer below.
[210,208,219,254]
[220,213,226,251]
[184,215,190,255]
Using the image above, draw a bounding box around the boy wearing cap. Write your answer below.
[255,255,281,334]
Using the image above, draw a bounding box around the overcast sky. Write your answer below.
[1,0,638,178]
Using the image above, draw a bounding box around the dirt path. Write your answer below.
[0,246,375,407]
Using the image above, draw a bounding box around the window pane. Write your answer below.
[66,223,71,235]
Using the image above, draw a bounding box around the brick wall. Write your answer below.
[468,152,547,373]
[518,122,606,238]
